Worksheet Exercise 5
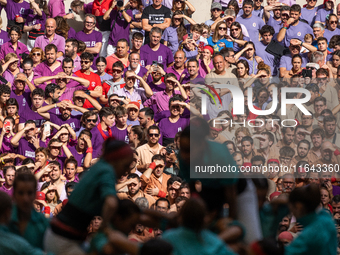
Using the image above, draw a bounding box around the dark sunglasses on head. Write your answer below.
[149,133,160,137]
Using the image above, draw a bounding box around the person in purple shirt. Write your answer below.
[75,14,102,70]
[18,88,47,130]
[126,102,140,126]
[111,106,129,144]
[145,63,167,92]
[158,95,189,146]
[140,27,174,71]
[236,0,265,43]
[0,166,15,197]
[34,18,65,58]
[265,4,283,36]
[167,51,190,84]
[103,1,133,57]
[0,18,10,50]
[301,0,321,26]
[277,4,314,47]
[123,52,149,88]
[33,44,63,89]
[11,120,46,160]
[91,107,115,158]
[315,0,333,24]
[24,0,46,51]
[0,26,29,65]
[96,57,113,83]
[37,99,88,132]
[58,39,81,73]
[0,117,16,154]
[1,0,30,32]
[324,14,340,43]
[10,73,32,116]
[187,59,204,84]
[2,53,22,86]
[65,129,92,169]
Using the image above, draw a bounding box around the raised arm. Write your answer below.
[135,74,153,98]
[67,75,90,87]
[34,75,57,86]
[103,0,116,20]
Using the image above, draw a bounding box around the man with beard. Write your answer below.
[141,154,171,200]
[0,166,15,196]
[264,4,284,35]
[277,4,313,47]
[37,99,88,133]
[274,127,297,153]
[124,52,149,88]
[324,115,340,146]
[10,73,33,116]
[145,63,167,93]
[34,18,65,58]
[105,39,130,75]
[35,58,90,101]
[18,88,46,130]
[291,140,313,167]
[75,52,103,108]
[136,126,163,172]
[11,120,45,160]
[117,173,156,208]
[57,39,81,72]
[167,51,190,84]
[43,83,62,115]
[139,108,155,131]
[281,173,295,194]
[308,128,325,163]
[76,110,98,136]
[33,44,63,89]
[236,0,265,42]
[240,136,258,163]
[314,141,340,170]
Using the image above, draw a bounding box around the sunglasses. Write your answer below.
[127,76,136,80]
[255,0,263,2]
[306,66,316,70]
[74,96,84,101]
[231,28,239,32]
[330,21,338,24]
[317,77,327,81]
[173,18,183,21]
[50,146,61,150]
[212,8,221,12]
[112,69,123,74]
[86,119,97,123]
[32,52,41,56]
[81,60,90,64]
[149,133,160,137]
[219,27,227,31]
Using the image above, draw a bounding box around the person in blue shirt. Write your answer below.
[207,21,233,54]
[285,184,337,255]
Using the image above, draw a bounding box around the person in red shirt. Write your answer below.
[75,52,103,108]
[105,39,130,75]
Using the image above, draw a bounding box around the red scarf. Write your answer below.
[98,122,113,140]
[92,0,113,16]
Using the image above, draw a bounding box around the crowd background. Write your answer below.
[0,0,339,254]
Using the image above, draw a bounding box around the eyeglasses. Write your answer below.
[212,8,221,12]
[112,69,123,74]
[231,28,239,32]
[149,133,160,137]
[81,60,90,64]
[219,27,227,31]
[86,119,97,123]
[32,52,41,56]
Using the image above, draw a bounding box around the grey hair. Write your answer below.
[310,51,324,64]
[135,197,149,210]
[84,13,96,21]
[313,23,325,30]
[14,72,26,80]
[150,27,163,36]
[224,9,236,17]
[280,5,290,12]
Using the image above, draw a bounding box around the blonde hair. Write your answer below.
[235,127,251,138]
[212,21,226,43]
[29,47,45,62]
[4,53,17,63]
[304,33,313,42]
[257,62,271,75]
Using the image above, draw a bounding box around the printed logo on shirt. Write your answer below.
[141,60,145,67]
[253,23,256,27]
[81,158,84,166]
[102,8,107,13]
[22,98,26,106]
[35,119,45,127]
[19,8,25,14]
[297,32,301,36]
[91,41,96,47]
[25,150,35,158]
[125,135,129,144]
[0,39,3,45]
[91,81,96,88]
[70,122,75,129]
[148,14,165,24]
[158,56,163,63]
[178,127,182,132]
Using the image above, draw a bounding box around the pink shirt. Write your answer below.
[0,41,29,64]
[48,0,66,18]
[144,90,181,113]
[34,34,65,54]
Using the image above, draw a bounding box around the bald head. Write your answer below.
[46,18,56,37]
[174,50,186,69]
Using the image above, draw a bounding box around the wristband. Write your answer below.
[55,103,57,108]
[44,206,50,214]
[86,147,93,153]
[300,41,303,46]
[0,157,4,164]
[334,149,340,156]
[149,162,157,170]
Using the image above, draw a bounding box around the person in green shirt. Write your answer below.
[9,172,49,250]
[44,139,135,255]
[0,191,48,255]
[285,184,337,255]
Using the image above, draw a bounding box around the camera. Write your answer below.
[301,69,312,78]
[117,0,124,7]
